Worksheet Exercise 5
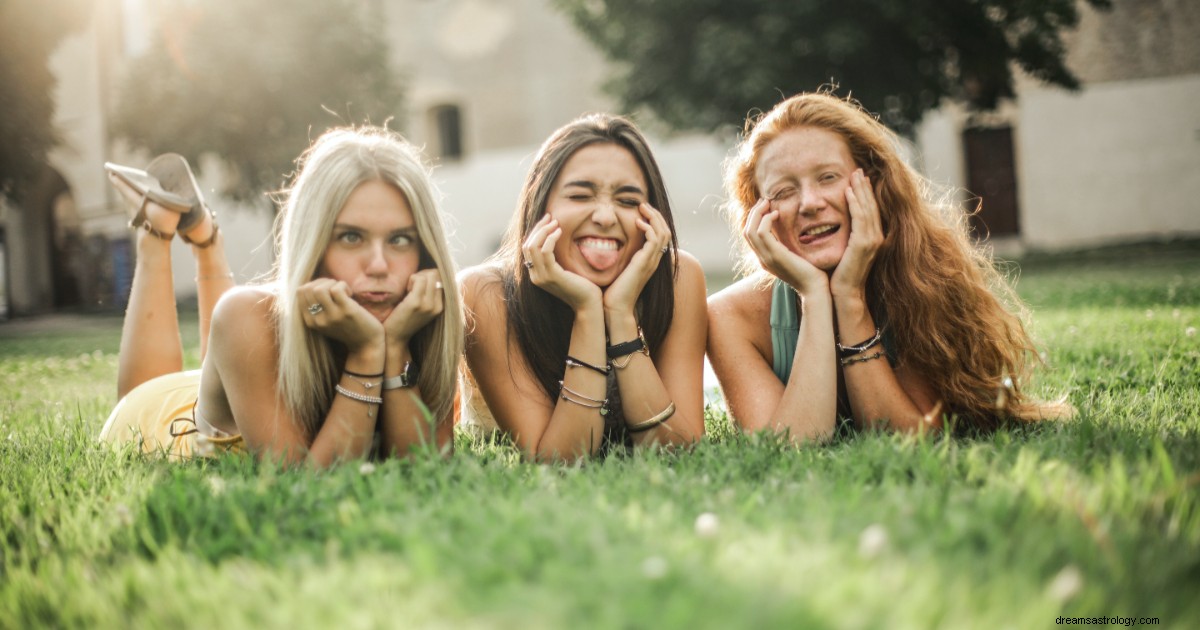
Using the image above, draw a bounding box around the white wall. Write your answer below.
[1016,73,1200,249]
[430,134,736,275]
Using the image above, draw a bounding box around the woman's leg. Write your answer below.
[182,214,234,361]
[116,193,185,399]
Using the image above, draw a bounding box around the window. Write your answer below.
[429,104,464,161]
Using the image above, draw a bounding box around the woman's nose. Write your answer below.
[590,198,618,226]
[364,242,389,274]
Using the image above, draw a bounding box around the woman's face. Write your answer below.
[319,179,422,322]
[755,126,857,272]
[545,143,649,287]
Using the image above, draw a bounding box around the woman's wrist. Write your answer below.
[345,340,386,374]
[385,340,412,372]
[832,290,868,315]
[602,303,637,332]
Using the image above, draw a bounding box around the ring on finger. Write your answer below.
[523,260,533,269]
[307,303,324,315]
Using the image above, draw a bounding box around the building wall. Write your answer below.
[915,0,1200,251]
[386,0,737,273]
[1017,73,1200,249]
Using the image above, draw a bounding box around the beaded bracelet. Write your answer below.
[836,328,882,358]
[839,350,886,366]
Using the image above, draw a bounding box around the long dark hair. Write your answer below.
[493,113,679,418]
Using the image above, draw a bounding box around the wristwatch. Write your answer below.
[607,326,649,359]
[382,361,418,390]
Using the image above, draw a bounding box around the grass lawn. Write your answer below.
[2,241,1198,628]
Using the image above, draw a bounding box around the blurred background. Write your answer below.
[0,0,1197,319]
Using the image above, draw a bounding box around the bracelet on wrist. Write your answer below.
[607,326,650,360]
[836,328,882,358]
[382,361,419,390]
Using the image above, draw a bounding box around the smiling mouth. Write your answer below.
[577,237,623,271]
[798,224,839,243]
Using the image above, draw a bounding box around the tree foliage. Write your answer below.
[554,0,1111,132]
[0,0,92,200]
[110,0,404,201]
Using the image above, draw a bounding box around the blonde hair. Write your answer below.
[272,126,463,437]
[725,92,1068,427]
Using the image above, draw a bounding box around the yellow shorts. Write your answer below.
[100,370,245,459]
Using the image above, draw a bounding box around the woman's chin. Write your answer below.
[363,303,395,322]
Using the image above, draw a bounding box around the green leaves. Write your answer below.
[554,0,1109,132]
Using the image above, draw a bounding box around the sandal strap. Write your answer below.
[128,193,175,241]
[180,214,219,249]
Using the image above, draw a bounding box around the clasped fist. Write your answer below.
[298,279,384,352]
[383,269,444,345]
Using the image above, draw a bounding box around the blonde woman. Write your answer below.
[100,126,462,466]
[708,92,1068,441]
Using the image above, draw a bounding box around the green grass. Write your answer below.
[2,242,1199,629]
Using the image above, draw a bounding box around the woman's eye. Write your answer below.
[771,187,798,201]
[819,173,840,184]
[337,232,362,244]
[618,198,641,208]
[568,194,592,202]
[390,234,415,247]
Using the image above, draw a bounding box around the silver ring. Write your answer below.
[307,303,324,315]
[435,281,444,290]
[660,246,669,254]
[523,260,533,269]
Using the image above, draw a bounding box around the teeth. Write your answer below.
[804,225,836,237]
[580,237,619,251]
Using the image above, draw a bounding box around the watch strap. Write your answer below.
[381,361,418,390]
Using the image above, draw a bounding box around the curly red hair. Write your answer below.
[725,92,1069,427]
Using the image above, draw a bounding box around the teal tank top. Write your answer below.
[769,279,893,383]
[770,279,800,382]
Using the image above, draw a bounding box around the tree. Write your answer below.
[554,0,1111,132]
[0,0,92,200]
[110,0,404,201]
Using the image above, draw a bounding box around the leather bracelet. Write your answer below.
[607,326,650,359]
[382,361,418,390]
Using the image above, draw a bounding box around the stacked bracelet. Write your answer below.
[558,381,609,416]
[566,355,610,376]
[836,328,882,358]
[627,402,675,433]
[607,327,650,359]
[335,383,384,418]
[608,326,650,369]
[839,350,886,366]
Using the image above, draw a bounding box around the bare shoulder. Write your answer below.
[210,285,276,343]
[673,250,707,295]
[708,276,771,325]
[459,264,505,311]
[458,263,508,346]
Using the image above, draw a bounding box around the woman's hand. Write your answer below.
[298,279,384,352]
[383,269,444,346]
[523,214,602,311]
[830,169,884,300]
[745,198,828,296]
[603,202,671,317]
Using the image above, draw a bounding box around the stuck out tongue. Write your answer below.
[579,241,621,271]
